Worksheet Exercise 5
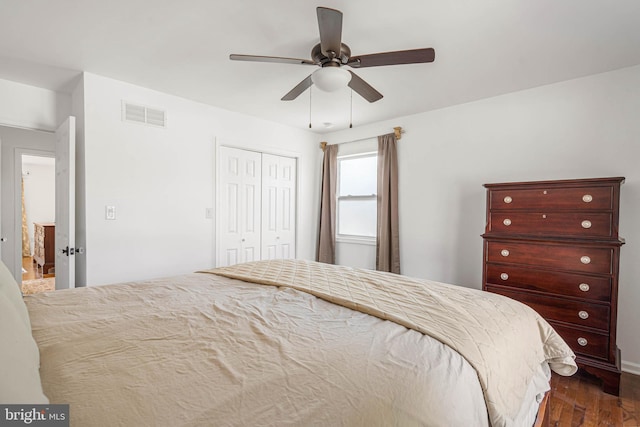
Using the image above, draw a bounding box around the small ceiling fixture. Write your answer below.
[311,67,351,92]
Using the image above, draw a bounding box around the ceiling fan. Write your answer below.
[230,7,435,103]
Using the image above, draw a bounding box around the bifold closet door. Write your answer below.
[218,146,262,266]
[261,153,296,260]
[217,147,297,267]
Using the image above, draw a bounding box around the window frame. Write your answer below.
[336,151,377,244]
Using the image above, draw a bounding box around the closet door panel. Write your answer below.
[218,146,262,266]
[261,153,296,261]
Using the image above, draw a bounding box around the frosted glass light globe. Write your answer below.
[311,67,351,92]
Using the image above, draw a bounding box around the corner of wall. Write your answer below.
[71,74,87,287]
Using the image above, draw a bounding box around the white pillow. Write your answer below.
[0,261,31,329]
[0,291,49,403]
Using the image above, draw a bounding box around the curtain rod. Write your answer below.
[320,126,403,151]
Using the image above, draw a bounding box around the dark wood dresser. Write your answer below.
[33,222,55,275]
[481,177,624,395]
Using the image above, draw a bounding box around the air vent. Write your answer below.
[145,108,166,127]
[122,102,166,128]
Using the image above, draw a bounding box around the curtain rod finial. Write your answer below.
[320,141,328,151]
[393,126,403,140]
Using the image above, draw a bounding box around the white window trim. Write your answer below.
[336,235,377,246]
[336,151,378,242]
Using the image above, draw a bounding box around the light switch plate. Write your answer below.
[205,208,214,219]
[105,205,116,220]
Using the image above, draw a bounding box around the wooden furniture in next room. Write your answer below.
[482,177,625,395]
[33,222,55,276]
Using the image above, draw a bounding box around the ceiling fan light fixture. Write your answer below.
[311,67,351,92]
[231,7,434,104]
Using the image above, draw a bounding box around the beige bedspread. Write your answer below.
[207,259,577,427]
[27,271,501,426]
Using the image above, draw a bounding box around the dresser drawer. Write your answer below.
[550,323,609,360]
[486,241,613,274]
[488,212,613,239]
[487,286,610,331]
[485,264,611,302]
[489,186,613,211]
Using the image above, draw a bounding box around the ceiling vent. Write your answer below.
[122,102,166,128]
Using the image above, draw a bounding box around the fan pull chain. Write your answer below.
[349,89,353,128]
[309,86,312,129]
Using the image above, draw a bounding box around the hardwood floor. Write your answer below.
[549,370,640,426]
[22,255,42,280]
[22,255,56,280]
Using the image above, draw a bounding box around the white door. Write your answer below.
[261,154,296,260]
[54,117,76,289]
[217,146,262,266]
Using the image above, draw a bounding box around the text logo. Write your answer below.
[0,405,69,426]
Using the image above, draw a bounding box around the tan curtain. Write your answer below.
[376,133,400,273]
[21,178,31,257]
[316,144,338,264]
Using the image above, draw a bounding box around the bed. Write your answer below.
[1,259,577,426]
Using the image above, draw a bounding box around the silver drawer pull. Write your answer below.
[577,337,588,346]
[503,196,513,204]
[578,310,589,320]
[582,194,593,203]
[503,219,512,226]
[579,283,590,292]
[581,220,592,229]
[580,256,591,264]
[500,273,509,281]
[501,249,510,257]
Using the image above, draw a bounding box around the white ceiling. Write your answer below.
[1,0,639,133]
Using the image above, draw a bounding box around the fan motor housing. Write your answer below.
[312,43,351,66]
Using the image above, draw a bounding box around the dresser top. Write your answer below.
[484,177,625,189]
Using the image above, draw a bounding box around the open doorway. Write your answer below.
[1,119,75,289]
[21,154,56,294]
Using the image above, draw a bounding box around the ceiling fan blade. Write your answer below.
[281,75,314,101]
[230,54,316,66]
[348,48,435,68]
[317,7,343,57]
[347,71,383,103]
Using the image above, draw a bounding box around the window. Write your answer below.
[337,153,377,240]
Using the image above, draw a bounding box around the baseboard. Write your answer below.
[622,360,640,376]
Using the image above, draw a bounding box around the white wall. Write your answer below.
[336,241,376,270]
[0,77,70,131]
[71,75,87,286]
[81,73,320,286]
[325,65,640,373]
[22,161,56,253]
